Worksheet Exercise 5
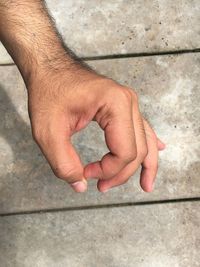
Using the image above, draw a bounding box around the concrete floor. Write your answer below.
[0,1,200,266]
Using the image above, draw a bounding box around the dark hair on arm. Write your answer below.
[41,0,95,73]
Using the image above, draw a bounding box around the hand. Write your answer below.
[27,67,165,193]
[0,0,165,193]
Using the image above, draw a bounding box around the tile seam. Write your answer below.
[0,197,200,217]
[0,48,200,66]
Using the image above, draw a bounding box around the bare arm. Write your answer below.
[0,0,91,82]
[0,0,165,193]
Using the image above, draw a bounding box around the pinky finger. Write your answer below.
[157,138,166,151]
[142,118,166,151]
[140,119,159,192]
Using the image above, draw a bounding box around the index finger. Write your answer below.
[84,92,137,180]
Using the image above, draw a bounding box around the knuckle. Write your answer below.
[147,161,158,172]
[122,150,137,164]
[138,147,148,161]
[119,88,133,104]
[130,90,138,103]
[105,83,134,107]
[144,155,158,170]
[54,164,77,181]
[118,87,138,106]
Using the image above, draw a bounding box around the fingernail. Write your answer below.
[71,180,87,193]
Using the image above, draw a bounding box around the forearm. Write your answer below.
[0,0,85,83]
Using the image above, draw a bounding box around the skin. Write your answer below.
[0,0,165,193]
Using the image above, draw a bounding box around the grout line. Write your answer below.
[0,48,200,66]
[0,63,14,66]
[0,197,200,217]
[82,48,200,61]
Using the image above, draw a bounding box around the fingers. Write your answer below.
[97,119,161,193]
[84,89,137,181]
[97,91,148,192]
[139,119,159,192]
[97,96,166,193]
[157,137,166,150]
[96,155,142,192]
[139,119,166,191]
[32,119,87,193]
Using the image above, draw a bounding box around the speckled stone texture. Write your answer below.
[0,0,200,64]
[0,53,199,213]
[0,44,11,64]
[0,202,199,267]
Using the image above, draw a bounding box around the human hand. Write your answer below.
[27,68,165,193]
[0,0,165,193]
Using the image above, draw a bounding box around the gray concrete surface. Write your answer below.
[0,202,199,267]
[1,0,200,64]
[0,53,199,214]
[0,2,200,265]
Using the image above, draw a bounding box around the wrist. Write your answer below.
[19,45,68,85]
[25,53,100,92]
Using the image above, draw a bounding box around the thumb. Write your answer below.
[37,130,87,193]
